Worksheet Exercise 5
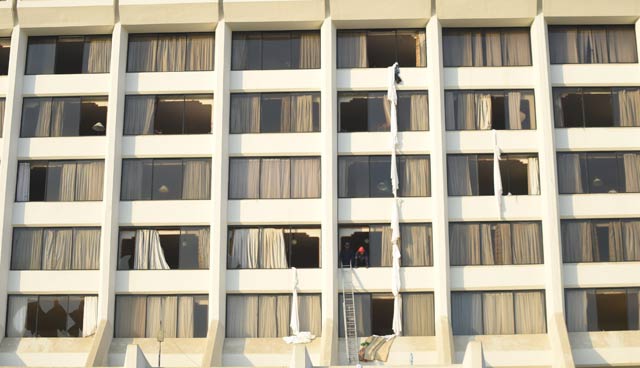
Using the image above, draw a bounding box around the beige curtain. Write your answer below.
[276,95,292,132]
[127,35,158,72]
[291,157,320,198]
[75,161,104,201]
[291,94,315,132]
[578,28,609,63]
[299,32,320,69]
[565,289,588,332]
[415,31,427,67]
[402,293,435,336]
[557,153,584,194]
[260,158,290,199]
[182,227,209,269]
[230,94,260,133]
[177,296,194,338]
[0,99,5,133]
[373,225,393,267]
[607,27,638,63]
[115,296,146,337]
[483,292,515,334]
[562,221,594,263]
[409,93,429,130]
[121,159,152,200]
[527,157,540,195]
[156,35,187,72]
[298,294,321,335]
[124,96,155,135]
[614,88,640,127]
[443,31,472,67]
[182,159,211,200]
[11,228,43,270]
[163,296,178,338]
[72,228,100,270]
[507,91,523,129]
[512,222,543,264]
[49,98,72,137]
[227,295,258,337]
[514,291,546,333]
[471,31,484,66]
[606,221,624,262]
[229,158,260,199]
[550,27,579,64]
[401,224,431,266]
[623,221,640,261]
[259,228,288,269]
[501,29,532,66]
[83,36,111,73]
[145,297,162,338]
[338,31,367,68]
[399,156,429,197]
[231,33,249,70]
[484,30,502,66]
[186,33,214,71]
[448,155,474,195]
[485,223,512,265]
[450,223,481,265]
[450,92,476,130]
[47,161,76,201]
[476,94,492,130]
[29,98,53,137]
[228,228,260,269]
[623,153,640,192]
[258,295,290,337]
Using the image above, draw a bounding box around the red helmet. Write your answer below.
[357,246,365,254]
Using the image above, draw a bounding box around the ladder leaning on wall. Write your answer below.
[341,264,359,364]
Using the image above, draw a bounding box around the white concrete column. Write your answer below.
[426,16,453,365]
[204,18,231,367]
[530,14,575,368]
[0,26,27,341]
[319,16,338,367]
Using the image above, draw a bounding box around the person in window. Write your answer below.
[354,246,369,268]
[340,241,356,267]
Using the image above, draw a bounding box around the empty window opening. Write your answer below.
[337,29,426,68]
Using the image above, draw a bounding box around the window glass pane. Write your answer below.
[588,153,622,193]
[121,159,153,200]
[152,160,183,200]
[67,296,84,337]
[477,155,494,196]
[338,156,369,197]
[21,98,52,137]
[80,97,108,136]
[11,228,43,270]
[82,36,111,73]
[184,95,212,134]
[367,93,389,132]
[26,37,55,74]
[155,96,184,134]
[396,30,425,67]
[262,32,291,70]
[397,91,429,131]
[54,37,84,74]
[369,156,392,197]
[45,161,76,201]
[501,157,530,195]
[159,230,180,269]
[52,98,81,137]
[37,296,69,337]
[583,89,614,127]
[128,35,157,72]
[287,228,320,268]
[0,38,11,75]
[443,30,470,67]
[261,94,290,132]
[186,33,214,71]
[232,32,262,70]
[367,31,396,68]
[339,93,368,132]
[554,88,584,128]
[179,227,208,269]
[193,296,209,337]
[29,162,48,201]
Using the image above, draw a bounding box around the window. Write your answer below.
[549,25,638,64]
[553,87,640,128]
[118,227,209,270]
[339,91,429,132]
[228,226,320,269]
[452,290,546,335]
[338,293,435,337]
[562,219,640,263]
[127,33,214,72]
[229,157,321,199]
[26,36,111,75]
[11,227,100,270]
[21,97,108,137]
[124,94,212,135]
[445,90,536,130]
[338,155,430,198]
[0,38,10,75]
[226,294,321,337]
[449,222,543,266]
[121,158,211,200]
[566,288,640,332]
[557,152,640,194]
[338,223,432,267]
[6,295,97,337]
[115,295,208,338]
[232,31,320,70]
[443,28,531,67]
[0,98,6,137]
[337,29,426,68]
[230,93,320,133]
[16,160,104,202]
[447,154,540,196]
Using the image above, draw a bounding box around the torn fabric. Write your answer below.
[388,62,400,196]
[283,267,316,344]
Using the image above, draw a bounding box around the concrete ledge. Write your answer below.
[290,344,312,368]
[543,0,640,22]
[330,0,430,28]
[86,320,113,367]
[319,319,336,366]
[224,0,324,29]
[17,0,115,30]
[436,0,536,27]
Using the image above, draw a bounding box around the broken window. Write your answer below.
[549,25,638,64]
[445,90,536,130]
[337,29,426,68]
[21,97,108,137]
[232,31,320,70]
[452,290,546,335]
[553,87,640,127]
[115,295,208,337]
[26,35,111,75]
[16,160,104,202]
[443,28,531,67]
[566,288,640,332]
[124,94,213,135]
[338,155,431,198]
[227,226,320,269]
[557,152,640,194]
[230,93,320,133]
[339,91,429,132]
[121,158,211,200]
[447,154,540,196]
[338,223,432,267]
[562,219,640,263]
[0,38,10,75]
[128,33,214,72]
[339,292,435,337]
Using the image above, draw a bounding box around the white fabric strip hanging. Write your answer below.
[283,267,316,344]
[82,296,98,337]
[388,63,400,197]
[493,130,503,215]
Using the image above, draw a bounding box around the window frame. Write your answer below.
[20,96,109,138]
[126,32,215,73]
[231,30,321,71]
[25,35,112,75]
[556,151,638,194]
[444,89,536,130]
[336,29,427,69]
[548,25,639,65]
[442,27,533,67]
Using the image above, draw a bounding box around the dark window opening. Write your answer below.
[26,37,55,75]
[184,96,212,134]
[371,294,395,335]
[28,162,47,202]
[79,98,108,136]
[553,87,640,128]
[9,295,88,338]
[490,95,507,130]
[596,291,629,331]
[261,94,288,132]
[0,38,11,75]
[155,96,184,135]
[54,37,84,74]
[583,90,614,127]
[587,153,622,193]
[26,35,111,75]
[367,31,397,68]
[337,29,426,68]
[262,32,292,70]
[286,228,321,268]
[369,156,392,197]
[152,160,183,200]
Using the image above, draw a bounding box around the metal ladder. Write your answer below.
[341,264,359,365]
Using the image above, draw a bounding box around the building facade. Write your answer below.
[0,0,639,367]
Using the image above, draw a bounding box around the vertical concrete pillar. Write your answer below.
[530,13,574,368]
[0,26,27,342]
[426,15,454,365]
[204,15,231,367]
[319,13,338,367]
